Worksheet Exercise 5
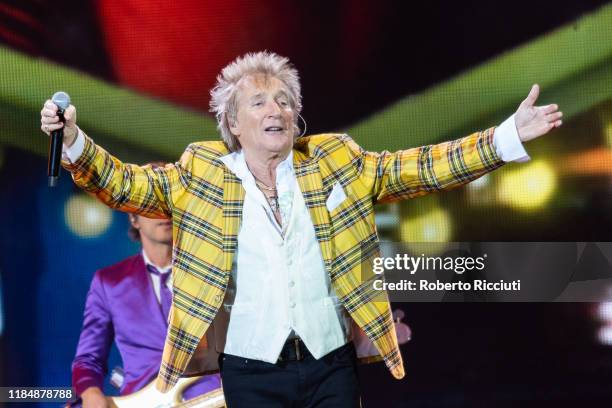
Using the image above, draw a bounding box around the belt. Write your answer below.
[277,337,310,362]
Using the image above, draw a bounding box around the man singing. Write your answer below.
[41,51,562,407]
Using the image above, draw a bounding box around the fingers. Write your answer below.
[41,101,75,118]
[40,100,76,136]
[43,99,57,111]
[538,104,563,131]
[540,104,559,114]
[64,105,76,121]
[41,100,62,135]
[41,100,57,118]
[545,111,563,122]
[41,110,59,122]
[41,107,57,117]
[545,111,562,128]
[544,112,563,133]
[41,122,65,132]
[543,119,562,131]
[40,122,64,135]
[41,112,60,125]
[521,84,540,107]
[41,100,60,125]
[533,121,560,139]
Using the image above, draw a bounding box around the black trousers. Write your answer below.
[219,342,361,408]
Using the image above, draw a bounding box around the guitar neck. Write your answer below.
[174,389,225,408]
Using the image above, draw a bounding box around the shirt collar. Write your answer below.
[219,149,294,181]
[142,249,172,274]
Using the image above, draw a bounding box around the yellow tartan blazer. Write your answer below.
[63,128,503,391]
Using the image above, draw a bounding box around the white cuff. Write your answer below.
[62,127,85,163]
[494,114,530,163]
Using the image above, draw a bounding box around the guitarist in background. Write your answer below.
[72,183,222,407]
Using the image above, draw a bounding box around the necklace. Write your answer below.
[254,178,276,192]
[252,177,279,211]
[245,163,280,212]
[267,195,280,212]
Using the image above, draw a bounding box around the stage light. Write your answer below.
[64,193,113,238]
[466,174,494,205]
[561,148,612,176]
[597,302,612,321]
[496,160,557,210]
[597,325,612,346]
[375,203,400,230]
[468,173,490,189]
[400,207,451,242]
[400,202,451,254]
[595,302,612,346]
[605,122,612,149]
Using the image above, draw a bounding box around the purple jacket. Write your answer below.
[72,254,220,398]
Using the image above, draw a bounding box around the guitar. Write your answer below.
[107,376,225,408]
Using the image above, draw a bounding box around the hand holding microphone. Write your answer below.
[40,92,77,186]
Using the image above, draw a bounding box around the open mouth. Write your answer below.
[264,126,285,133]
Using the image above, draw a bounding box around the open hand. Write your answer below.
[514,84,563,142]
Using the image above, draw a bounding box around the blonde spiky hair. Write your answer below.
[209,51,303,151]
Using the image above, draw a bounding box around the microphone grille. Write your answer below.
[51,91,71,110]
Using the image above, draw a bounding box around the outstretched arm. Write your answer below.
[344,85,562,203]
[40,101,193,218]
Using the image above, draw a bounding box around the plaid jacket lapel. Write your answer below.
[222,169,244,270]
[293,149,333,267]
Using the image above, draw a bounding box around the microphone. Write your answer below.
[48,91,71,187]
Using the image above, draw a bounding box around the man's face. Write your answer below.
[131,215,172,245]
[230,73,296,157]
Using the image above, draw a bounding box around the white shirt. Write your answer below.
[219,150,351,363]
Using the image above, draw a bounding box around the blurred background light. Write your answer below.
[561,148,612,176]
[605,121,612,149]
[597,325,612,346]
[595,302,612,346]
[601,108,612,148]
[466,173,494,205]
[469,173,490,190]
[375,203,400,237]
[496,160,557,210]
[596,301,612,321]
[64,193,113,238]
[400,207,452,243]
[400,198,452,254]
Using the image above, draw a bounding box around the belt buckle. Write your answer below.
[294,338,303,361]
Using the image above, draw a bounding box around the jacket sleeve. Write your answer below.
[62,131,196,218]
[71,272,115,396]
[341,127,505,204]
